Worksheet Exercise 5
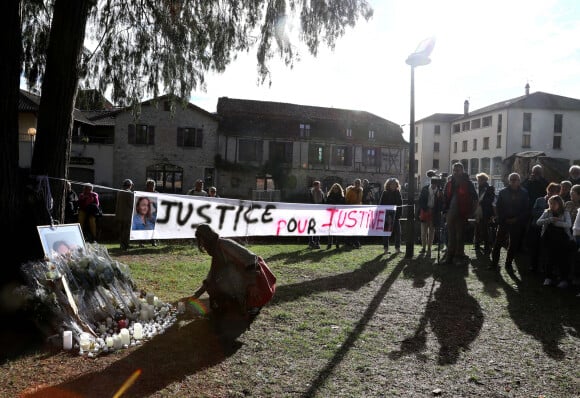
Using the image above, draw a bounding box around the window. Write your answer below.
[453,124,460,133]
[128,124,155,145]
[481,157,490,174]
[482,116,492,127]
[460,159,468,171]
[309,144,325,164]
[470,158,479,175]
[269,141,293,163]
[433,142,440,152]
[300,124,311,138]
[462,121,470,131]
[239,139,263,162]
[496,134,502,148]
[553,135,562,149]
[332,145,352,166]
[433,159,440,169]
[364,147,379,166]
[177,127,203,148]
[497,114,503,133]
[368,130,375,139]
[483,137,489,149]
[522,134,531,148]
[554,114,563,133]
[146,163,183,193]
[415,143,418,153]
[462,140,467,152]
[434,125,441,135]
[523,112,532,132]
[493,156,503,175]
[453,142,457,153]
[472,139,477,151]
[346,128,352,138]
[471,119,481,129]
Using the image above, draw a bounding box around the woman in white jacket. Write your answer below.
[537,195,572,288]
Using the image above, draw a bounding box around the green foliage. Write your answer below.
[21,0,373,107]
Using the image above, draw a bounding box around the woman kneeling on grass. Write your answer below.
[193,224,276,317]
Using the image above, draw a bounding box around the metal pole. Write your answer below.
[405,66,416,258]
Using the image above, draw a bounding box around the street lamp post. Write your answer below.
[27,127,37,167]
[405,37,435,259]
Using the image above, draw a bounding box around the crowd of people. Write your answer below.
[418,163,580,296]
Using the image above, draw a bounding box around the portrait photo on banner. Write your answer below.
[37,223,87,260]
[132,195,158,231]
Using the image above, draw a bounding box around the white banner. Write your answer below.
[129,192,396,240]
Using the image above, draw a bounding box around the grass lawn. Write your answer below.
[2,239,579,397]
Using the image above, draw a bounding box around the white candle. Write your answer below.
[79,333,91,351]
[106,336,114,348]
[113,334,122,349]
[63,331,73,350]
[120,328,130,345]
[133,323,143,340]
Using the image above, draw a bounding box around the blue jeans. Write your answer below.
[383,219,401,250]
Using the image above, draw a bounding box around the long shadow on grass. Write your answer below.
[21,300,251,398]
[302,258,407,398]
[390,261,484,365]
[471,251,579,358]
[270,254,388,304]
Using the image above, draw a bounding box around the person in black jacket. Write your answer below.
[308,180,325,249]
[379,178,403,254]
[64,180,79,224]
[325,183,345,249]
[418,177,444,255]
[473,173,496,255]
[491,173,530,270]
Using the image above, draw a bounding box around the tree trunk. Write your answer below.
[32,0,93,225]
[0,0,28,284]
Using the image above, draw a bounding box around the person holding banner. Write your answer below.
[308,180,325,249]
[345,179,364,249]
[379,178,403,254]
[326,183,345,249]
[193,224,276,318]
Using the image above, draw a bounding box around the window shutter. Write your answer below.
[176,128,183,147]
[196,129,203,147]
[148,126,155,145]
[128,124,135,144]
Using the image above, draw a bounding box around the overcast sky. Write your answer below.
[191,0,580,140]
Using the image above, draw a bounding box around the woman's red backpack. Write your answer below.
[247,256,277,308]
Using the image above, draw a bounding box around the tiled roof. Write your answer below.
[19,89,40,112]
[416,113,462,123]
[458,91,580,120]
[217,97,401,128]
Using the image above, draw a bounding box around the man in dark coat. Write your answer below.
[491,173,529,271]
[442,163,478,264]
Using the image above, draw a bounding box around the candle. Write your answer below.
[113,334,122,349]
[79,333,91,351]
[106,336,114,348]
[133,323,143,340]
[120,328,130,345]
[140,308,149,321]
[63,331,73,350]
[146,293,154,305]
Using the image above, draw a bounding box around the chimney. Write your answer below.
[525,82,530,95]
[463,100,469,116]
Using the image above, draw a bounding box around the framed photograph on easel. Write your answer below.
[37,223,87,260]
